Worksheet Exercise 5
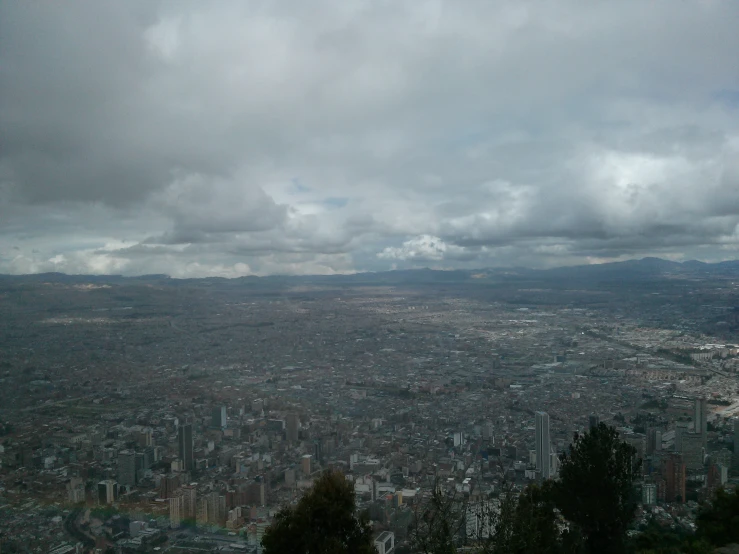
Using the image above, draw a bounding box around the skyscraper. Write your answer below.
[286,413,299,443]
[535,411,551,479]
[313,440,323,464]
[302,454,312,476]
[663,453,686,503]
[646,428,662,456]
[212,406,227,429]
[178,423,193,471]
[695,397,707,444]
[118,449,137,487]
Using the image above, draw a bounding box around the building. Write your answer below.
[169,492,185,528]
[178,423,194,471]
[286,413,299,443]
[212,406,227,429]
[680,433,705,470]
[674,421,689,452]
[285,468,296,486]
[181,484,197,520]
[466,501,493,540]
[663,454,686,503]
[67,477,85,503]
[535,411,551,479]
[482,423,494,441]
[97,480,117,504]
[647,428,662,456]
[313,440,323,464]
[196,497,209,525]
[160,474,181,499]
[374,531,395,554]
[642,483,656,505]
[707,463,728,490]
[301,454,312,476]
[207,491,226,525]
[589,414,600,430]
[695,397,707,445]
[137,428,153,448]
[118,449,137,487]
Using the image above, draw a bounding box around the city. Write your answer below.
[2,1,739,552]
[2,262,739,552]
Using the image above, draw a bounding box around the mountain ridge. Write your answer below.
[2,257,739,286]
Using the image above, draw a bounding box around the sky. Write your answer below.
[1,1,739,278]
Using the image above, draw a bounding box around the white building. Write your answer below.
[374,531,395,554]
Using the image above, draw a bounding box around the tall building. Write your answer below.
[646,428,662,456]
[169,492,185,528]
[97,480,118,504]
[695,397,707,445]
[137,428,153,448]
[286,413,299,443]
[196,497,209,525]
[212,406,227,429]
[733,419,739,473]
[301,454,312,476]
[207,491,226,525]
[313,440,323,464]
[642,482,657,505]
[681,433,705,470]
[178,423,194,471]
[674,422,689,452]
[118,449,137,487]
[588,414,600,431]
[535,411,551,479]
[663,454,686,503]
[181,484,197,521]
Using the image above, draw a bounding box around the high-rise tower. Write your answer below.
[535,411,551,479]
[695,397,707,445]
[178,423,194,471]
[212,406,227,429]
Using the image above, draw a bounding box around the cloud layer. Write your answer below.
[1,1,739,276]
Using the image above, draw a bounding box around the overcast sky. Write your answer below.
[1,1,739,277]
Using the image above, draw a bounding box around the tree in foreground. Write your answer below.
[553,422,640,554]
[695,487,739,548]
[489,481,568,554]
[261,470,375,554]
[410,480,466,554]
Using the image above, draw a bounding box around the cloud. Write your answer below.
[378,235,473,262]
[1,1,739,276]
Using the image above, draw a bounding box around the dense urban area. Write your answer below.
[3,258,739,553]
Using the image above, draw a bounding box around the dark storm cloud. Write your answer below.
[1,1,739,276]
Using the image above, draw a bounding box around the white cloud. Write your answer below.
[1,1,739,275]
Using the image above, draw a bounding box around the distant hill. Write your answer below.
[2,257,739,287]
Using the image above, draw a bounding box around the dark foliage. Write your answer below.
[261,469,375,554]
[554,423,640,554]
[695,487,739,547]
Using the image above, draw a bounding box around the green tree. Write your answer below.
[261,470,374,554]
[695,487,739,547]
[553,423,640,554]
[410,481,464,554]
[492,482,564,554]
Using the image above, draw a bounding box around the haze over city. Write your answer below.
[3,2,739,554]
